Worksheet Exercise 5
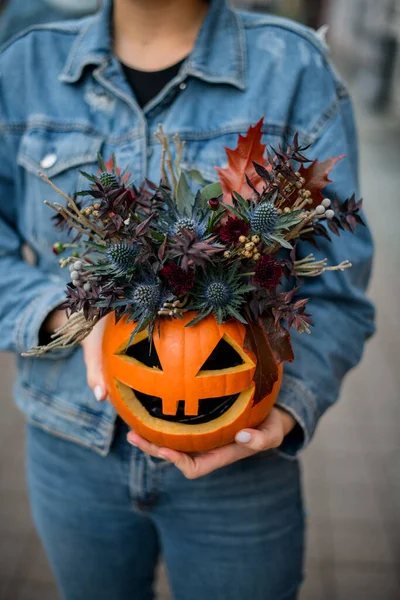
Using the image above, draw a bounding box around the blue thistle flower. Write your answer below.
[188,264,255,326]
[249,201,278,235]
[106,242,140,276]
[169,217,207,238]
[131,283,162,311]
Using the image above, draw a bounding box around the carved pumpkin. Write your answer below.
[102,312,283,452]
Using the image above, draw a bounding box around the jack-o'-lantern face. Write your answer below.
[102,312,283,452]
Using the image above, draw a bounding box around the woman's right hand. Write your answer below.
[44,309,108,402]
[81,317,108,402]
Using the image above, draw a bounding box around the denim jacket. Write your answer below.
[0,0,375,456]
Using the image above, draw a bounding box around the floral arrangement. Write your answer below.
[27,118,364,403]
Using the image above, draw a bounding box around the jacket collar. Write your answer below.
[59,0,246,90]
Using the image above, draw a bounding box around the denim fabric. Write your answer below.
[27,420,304,600]
[0,0,375,455]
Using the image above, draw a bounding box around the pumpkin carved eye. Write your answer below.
[198,338,244,372]
[125,338,162,370]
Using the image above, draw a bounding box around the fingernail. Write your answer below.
[236,431,252,443]
[94,385,104,402]
[158,451,169,460]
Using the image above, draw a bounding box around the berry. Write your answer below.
[70,270,80,281]
[52,242,64,255]
[250,201,278,235]
[322,198,331,208]
[73,260,83,271]
[325,209,335,219]
[83,283,91,292]
[315,205,326,215]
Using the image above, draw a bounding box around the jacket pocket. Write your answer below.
[180,129,283,184]
[16,125,103,255]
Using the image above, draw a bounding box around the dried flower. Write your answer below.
[160,262,195,296]
[219,217,250,245]
[253,256,283,290]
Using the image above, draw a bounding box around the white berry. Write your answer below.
[322,198,331,208]
[74,260,83,271]
[325,209,335,219]
[315,205,326,215]
[83,282,91,292]
[70,270,80,280]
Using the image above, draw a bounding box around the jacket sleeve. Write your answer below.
[275,47,375,457]
[0,83,67,356]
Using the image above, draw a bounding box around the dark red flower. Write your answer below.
[219,217,250,245]
[208,197,220,211]
[253,255,283,290]
[160,262,195,296]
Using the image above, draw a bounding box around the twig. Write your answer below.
[294,254,352,277]
[39,171,106,240]
[22,312,99,357]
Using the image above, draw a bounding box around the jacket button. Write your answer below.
[179,82,187,90]
[40,153,57,169]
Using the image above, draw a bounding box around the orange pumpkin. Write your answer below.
[102,312,283,453]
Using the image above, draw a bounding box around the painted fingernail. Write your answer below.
[236,431,252,443]
[94,385,104,402]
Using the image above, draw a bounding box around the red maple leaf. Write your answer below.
[299,155,344,208]
[216,118,267,205]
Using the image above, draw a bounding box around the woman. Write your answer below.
[0,1,374,599]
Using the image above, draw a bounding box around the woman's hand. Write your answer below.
[127,407,296,479]
[81,317,108,402]
[44,308,108,402]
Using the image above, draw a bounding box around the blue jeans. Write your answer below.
[26,419,305,600]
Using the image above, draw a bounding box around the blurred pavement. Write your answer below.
[0,103,399,599]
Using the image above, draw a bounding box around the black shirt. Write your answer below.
[121,58,186,109]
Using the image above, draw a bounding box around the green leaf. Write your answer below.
[97,153,106,173]
[224,203,247,220]
[227,306,248,324]
[176,171,196,217]
[276,211,303,230]
[78,170,97,183]
[267,233,293,249]
[232,191,250,214]
[187,169,206,187]
[200,181,222,203]
[185,310,212,327]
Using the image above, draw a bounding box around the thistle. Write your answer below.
[106,242,140,275]
[249,201,278,235]
[188,264,255,326]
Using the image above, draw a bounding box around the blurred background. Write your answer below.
[0,1,399,599]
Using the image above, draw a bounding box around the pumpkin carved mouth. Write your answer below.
[132,390,240,425]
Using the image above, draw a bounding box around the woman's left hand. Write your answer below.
[126,407,296,480]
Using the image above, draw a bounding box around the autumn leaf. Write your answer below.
[260,316,294,364]
[243,319,279,405]
[299,155,344,208]
[216,118,267,205]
